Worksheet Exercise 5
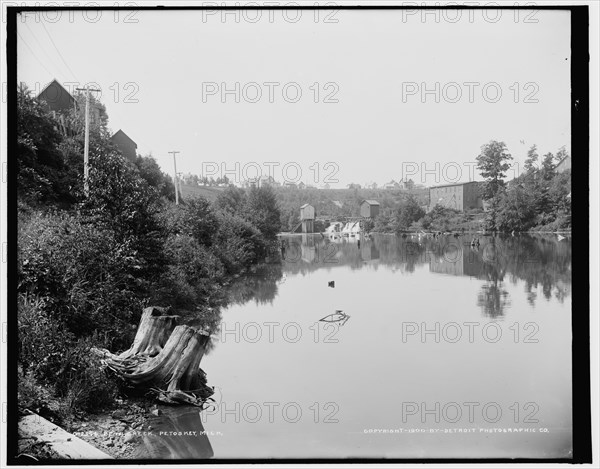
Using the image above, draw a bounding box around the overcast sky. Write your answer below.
[16,8,571,187]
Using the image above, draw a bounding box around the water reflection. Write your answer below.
[149,233,571,460]
[132,407,213,459]
[277,233,571,318]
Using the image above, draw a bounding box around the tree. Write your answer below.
[555,146,568,165]
[17,85,77,205]
[396,195,425,231]
[215,185,247,215]
[496,184,536,232]
[135,154,176,201]
[476,140,513,230]
[524,144,538,174]
[540,152,556,181]
[245,185,281,240]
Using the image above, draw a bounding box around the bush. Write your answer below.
[245,186,282,240]
[17,294,74,383]
[18,211,144,350]
[159,234,225,312]
[158,197,218,246]
[17,294,118,414]
[56,338,118,413]
[213,211,265,273]
[396,195,425,231]
[420,205,464,232]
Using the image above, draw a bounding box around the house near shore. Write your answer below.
[428,181,483,212]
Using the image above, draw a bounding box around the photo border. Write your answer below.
[3,3,592,465]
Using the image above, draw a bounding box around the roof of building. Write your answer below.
[429,181,480,189]
[300,203,313,209]
[37,79,75,102]
[362,199,380,205]
[111,129,137,147]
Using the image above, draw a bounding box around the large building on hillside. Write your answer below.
[37,79,102,123]
[37,79,76,114]
[429,181,483,212]
[110,129,138,162]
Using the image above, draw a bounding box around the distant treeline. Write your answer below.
[371,141,571,234]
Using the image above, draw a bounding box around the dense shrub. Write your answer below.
[159,234,225,311]
[213,211,265,273]
[17,294,118,414]
[419,205,466,232]
[158,197,218,247]
[245,186,282,239]
[395,195,425,231]
[17,294,74,382]
[18,211,144,350]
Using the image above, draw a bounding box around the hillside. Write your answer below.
[179,184,225,202]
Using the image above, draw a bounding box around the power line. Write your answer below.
[22,22,71,82]
[39,20,80,83]
[17,30,54,77]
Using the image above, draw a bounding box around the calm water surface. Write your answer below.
[137,233,572,459]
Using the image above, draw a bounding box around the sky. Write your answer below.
[16,7,571,188]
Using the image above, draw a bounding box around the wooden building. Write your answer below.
[360,200,380,218]
[428,181,482,212]
[37,79,75,114]
[300,203,315,220]
[110,129,138,163]
[299,203,315,233]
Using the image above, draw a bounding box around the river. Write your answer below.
[134,233,572,459]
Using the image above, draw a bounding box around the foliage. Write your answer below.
[476,140,513,230]
[495,185,537,232]
[419,205,465,232]
[245,186,282,240]
[17,294,118,414]
[16,82,285,418]
[158,235,225,313]
[134,154,176,201]
[17,86,77,206]
[18,211,145,349]
[395,195,425,231]
[159,197,218,247]
[214,185,247,215]
[213,211,265,273]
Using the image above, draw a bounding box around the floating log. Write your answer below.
[95,307,214,407]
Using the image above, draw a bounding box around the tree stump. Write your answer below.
[95,307,214,407]
[119,306,179,359]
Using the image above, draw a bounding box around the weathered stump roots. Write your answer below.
[95,307,214,407]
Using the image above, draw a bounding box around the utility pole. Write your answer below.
[168,151,181,205]
[75,86,101,196]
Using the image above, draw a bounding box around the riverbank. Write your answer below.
[18,395,162,460]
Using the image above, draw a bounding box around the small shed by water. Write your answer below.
[300,203,315,220]
[360,200,380,218]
